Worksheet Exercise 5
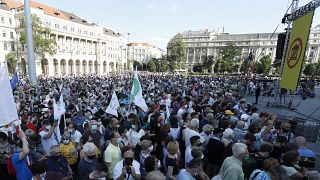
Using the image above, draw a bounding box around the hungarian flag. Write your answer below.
[130,70,148,112]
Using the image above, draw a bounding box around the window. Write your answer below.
[269,48,272,51]
[11,43,15,51]
[2,30,6,37]
[4,42,7,50]
[71,28,74,32]
[90,32,93,36]
[46,21,51,26]
[78,29,81,33]
[55,24,59,29]
[10,32,14,39]
[63,26,67,30]
[1,17,4,23]
[84,31,87,34]
[9,18,12,25]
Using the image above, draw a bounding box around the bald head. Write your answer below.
[236,121,245,130]
[295,136,306,147]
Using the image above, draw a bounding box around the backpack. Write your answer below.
[7,153,16,176]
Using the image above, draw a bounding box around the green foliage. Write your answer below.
[219,42,240,61]
[214,58,237,73]
[202,55,214,72]
[155,55,169,72]
[147,58,157,72]
[5,52,17,75]
[20,15,56,57]
[133,60,141,70]
[259,55,272,74]
[193,62,203,73]
[167,33,187,71]
[254,62,264,74]
[303,63,315,76]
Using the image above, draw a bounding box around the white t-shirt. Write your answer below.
[39,129,60,155]
[184,128,203,147]
[70,130,82,143]
[113,159,140,180]
[281,165,298,177]
[185,146,192,167]
[169,128,180,140]
[127,129,145,147]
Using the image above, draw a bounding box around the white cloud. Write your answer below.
[169,4,178,12]
[146,4,155,9]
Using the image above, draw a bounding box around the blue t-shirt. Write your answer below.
[12,150,32,180]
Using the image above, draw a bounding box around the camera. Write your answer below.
[298,157,316,168]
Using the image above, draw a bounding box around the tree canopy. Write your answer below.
[167,33,187,71]
[20,14,56,57]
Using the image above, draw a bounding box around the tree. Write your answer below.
[217,43,240,73]
[5,52,17,75]
[201,55,214,72]
[193,62,203,73]
[133,60,141,70]
[167,33,187,71]
[259,55,272,74]
[315,62,320,76]
[254,62,264,74]
[303,63,316,76]
[219,42,240,62]
[147,58,157,72]
[157,55,169,72]
[20,14,56,57]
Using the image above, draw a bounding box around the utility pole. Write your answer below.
[24,0,37,85]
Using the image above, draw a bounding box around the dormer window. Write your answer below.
[82,19,87,23]
[54,11,60,16]
[69,16,75,20]
[38,6,43,10]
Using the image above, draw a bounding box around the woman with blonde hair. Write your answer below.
[165,141,179,180]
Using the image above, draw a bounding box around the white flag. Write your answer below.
[131,71,148,112]
[106,91,120,117]
[54,94,66,120]
[0,65,18,126]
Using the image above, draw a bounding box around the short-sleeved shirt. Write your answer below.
[166,156,179,176]
[60,141,78,165]
[281,165,298,177]
[12,150,33,180]
[78,157,98,180]
[104,143,121,179]
[113,159,140,180]
[46,155,69,176]
[177,169,195,180]
[39,130,60,155]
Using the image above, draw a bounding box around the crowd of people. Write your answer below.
[0,73,319,180]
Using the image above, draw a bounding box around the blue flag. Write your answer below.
[10,72,18,89]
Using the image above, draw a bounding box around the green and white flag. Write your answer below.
[131,70,148,112]
[106,91,120,117]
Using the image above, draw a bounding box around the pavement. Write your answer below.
[245,88,320,171]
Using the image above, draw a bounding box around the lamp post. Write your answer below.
[24,0,37,85]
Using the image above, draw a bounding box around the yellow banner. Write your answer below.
[280,11,314,90]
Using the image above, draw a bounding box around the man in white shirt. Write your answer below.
[113,147,141,180]
[39,120,60,155]
[185,136,202,167]
[67,122,82,150]
[184,119,204,148]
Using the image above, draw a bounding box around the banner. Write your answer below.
[280,11,314,90]
[54,94,66,120]
[131,70,148,112]
[0,65,18,126]
[106,91,120,117]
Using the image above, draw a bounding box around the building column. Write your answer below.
[57,60,61,77]
[48,58,54,77]
[315,46,320,63]
[193,48,196,62]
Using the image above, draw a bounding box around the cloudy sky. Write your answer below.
[35,0,320,49]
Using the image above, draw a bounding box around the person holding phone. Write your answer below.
[113,147,141,180]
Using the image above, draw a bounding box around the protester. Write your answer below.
[0,73,318,180]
